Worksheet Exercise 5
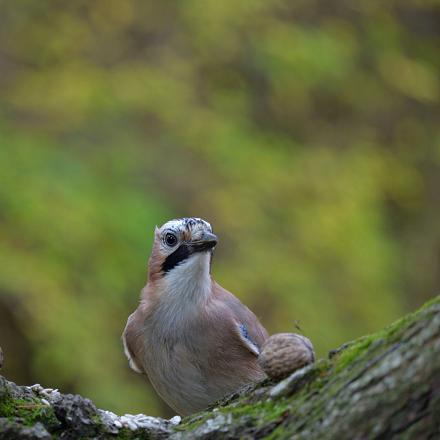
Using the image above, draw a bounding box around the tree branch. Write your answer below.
[1,296,439,439]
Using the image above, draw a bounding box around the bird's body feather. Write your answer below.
[122,218,268,415]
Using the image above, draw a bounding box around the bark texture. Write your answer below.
[1,296,439,439]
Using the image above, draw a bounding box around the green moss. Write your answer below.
[0,397,14,417]
[416,294,440,312]
[332,295,440,372]
[265,424,291,440]
[115,427,152,439]
[0,395,59,429]
[333,335,375,372]
[177,411,214,432]
[177,395,288,436]
[381,294,439,339]
[91,413,103,426]
[182,359,332,437]
[115,428,133,439]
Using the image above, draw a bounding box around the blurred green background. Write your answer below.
[0,0,439,417]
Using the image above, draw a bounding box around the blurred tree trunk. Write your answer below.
[0,296,439,439]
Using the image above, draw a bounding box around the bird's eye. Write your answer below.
[164,233,178,247]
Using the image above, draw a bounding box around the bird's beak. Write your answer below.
[190,232,218,253]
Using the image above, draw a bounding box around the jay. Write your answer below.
[122,218,268,415]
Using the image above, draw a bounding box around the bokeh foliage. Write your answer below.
[0,0,439,416]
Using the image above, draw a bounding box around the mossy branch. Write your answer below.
[1,296,439,439]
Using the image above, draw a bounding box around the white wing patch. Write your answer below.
[122,333,143,374]
[236,322,260,356]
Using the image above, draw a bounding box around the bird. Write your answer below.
[122,217,269,416]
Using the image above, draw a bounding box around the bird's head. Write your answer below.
[148,217,218,283]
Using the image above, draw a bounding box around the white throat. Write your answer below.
[148,252,213,351]
[159,252,212,307]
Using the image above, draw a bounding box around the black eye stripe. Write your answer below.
[162,244,190,273]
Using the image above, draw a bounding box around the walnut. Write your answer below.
[258,333,315,380]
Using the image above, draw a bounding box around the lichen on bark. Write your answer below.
[1,296,439,439]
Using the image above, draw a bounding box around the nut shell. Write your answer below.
[258,333,315,380]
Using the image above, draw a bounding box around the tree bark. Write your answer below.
[1,296,439,439]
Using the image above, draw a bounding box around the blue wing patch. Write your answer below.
[239,323,260,355]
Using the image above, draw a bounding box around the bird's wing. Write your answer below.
[122,310,145,374]
[234,321,261,356]
[213,282,269,356]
